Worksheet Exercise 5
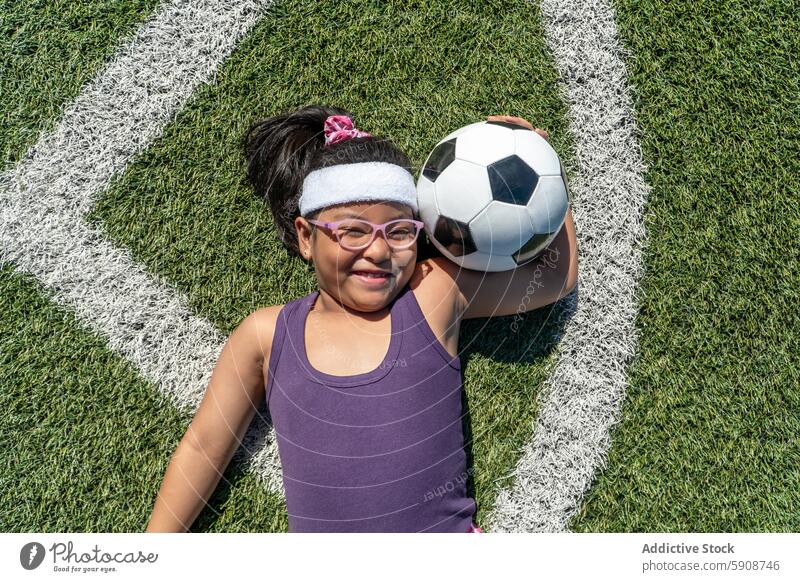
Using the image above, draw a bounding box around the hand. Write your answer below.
[486,115,549,141]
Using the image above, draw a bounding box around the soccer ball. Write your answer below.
[416,120,570,272]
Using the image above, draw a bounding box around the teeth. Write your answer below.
[356,272,386,278]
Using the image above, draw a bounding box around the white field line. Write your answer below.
[482,0,651,532]
[0,0,284,495]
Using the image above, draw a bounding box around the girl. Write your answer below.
[145,104,578,533]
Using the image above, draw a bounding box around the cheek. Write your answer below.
[319,245,356,273]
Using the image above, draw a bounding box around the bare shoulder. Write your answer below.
[409,258,464,358]
[244,304,285,392]
[410,257,466,316]
[248,304,285,361]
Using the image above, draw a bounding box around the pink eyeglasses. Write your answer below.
[306,218,425,251]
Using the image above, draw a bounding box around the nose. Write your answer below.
[360,229,392,261]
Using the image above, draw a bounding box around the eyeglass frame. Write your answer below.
[306,217,425,250]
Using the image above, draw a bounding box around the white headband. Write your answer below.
[299,161,419,217]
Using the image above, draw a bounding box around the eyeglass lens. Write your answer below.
[335,220,419,249]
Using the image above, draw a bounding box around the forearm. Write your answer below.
[145,438,230,533]
[565,207,578,284]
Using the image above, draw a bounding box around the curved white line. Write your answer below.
[483,0,651,532]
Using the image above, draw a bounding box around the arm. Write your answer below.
[426,206,578,319]
[145,307,278,532]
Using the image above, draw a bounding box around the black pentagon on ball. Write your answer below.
[433,215,477,257]
[512,232,553,265]
[422,138,456,182]
[487,154,539,205]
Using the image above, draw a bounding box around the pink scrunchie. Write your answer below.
[323,114,371,146]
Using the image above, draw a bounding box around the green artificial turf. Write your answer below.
[2,0,797,533]
[1,0,160,170]
[569,0,800,531]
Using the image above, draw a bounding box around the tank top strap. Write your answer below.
[265,296,307,405]
[398,283,461,370]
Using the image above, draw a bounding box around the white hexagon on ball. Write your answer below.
[415,174,440,235]
[455,123,516,166]
[433,159,493,222]
[514,129,562,176]
[440,121,484,144]
[469,201,535,255]
[454,249,518,273]
[527,175,569,235]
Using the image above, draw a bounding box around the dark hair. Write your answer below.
[240,104,416,260]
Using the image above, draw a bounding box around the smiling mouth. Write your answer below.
[351,271,392,278]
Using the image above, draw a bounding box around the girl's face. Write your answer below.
[295,201,418,312]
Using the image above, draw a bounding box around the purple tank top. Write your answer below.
[265,282,477,532]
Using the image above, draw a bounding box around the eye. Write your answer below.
[387,221,417,237]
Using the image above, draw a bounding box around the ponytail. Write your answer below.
[240,104,413,260]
